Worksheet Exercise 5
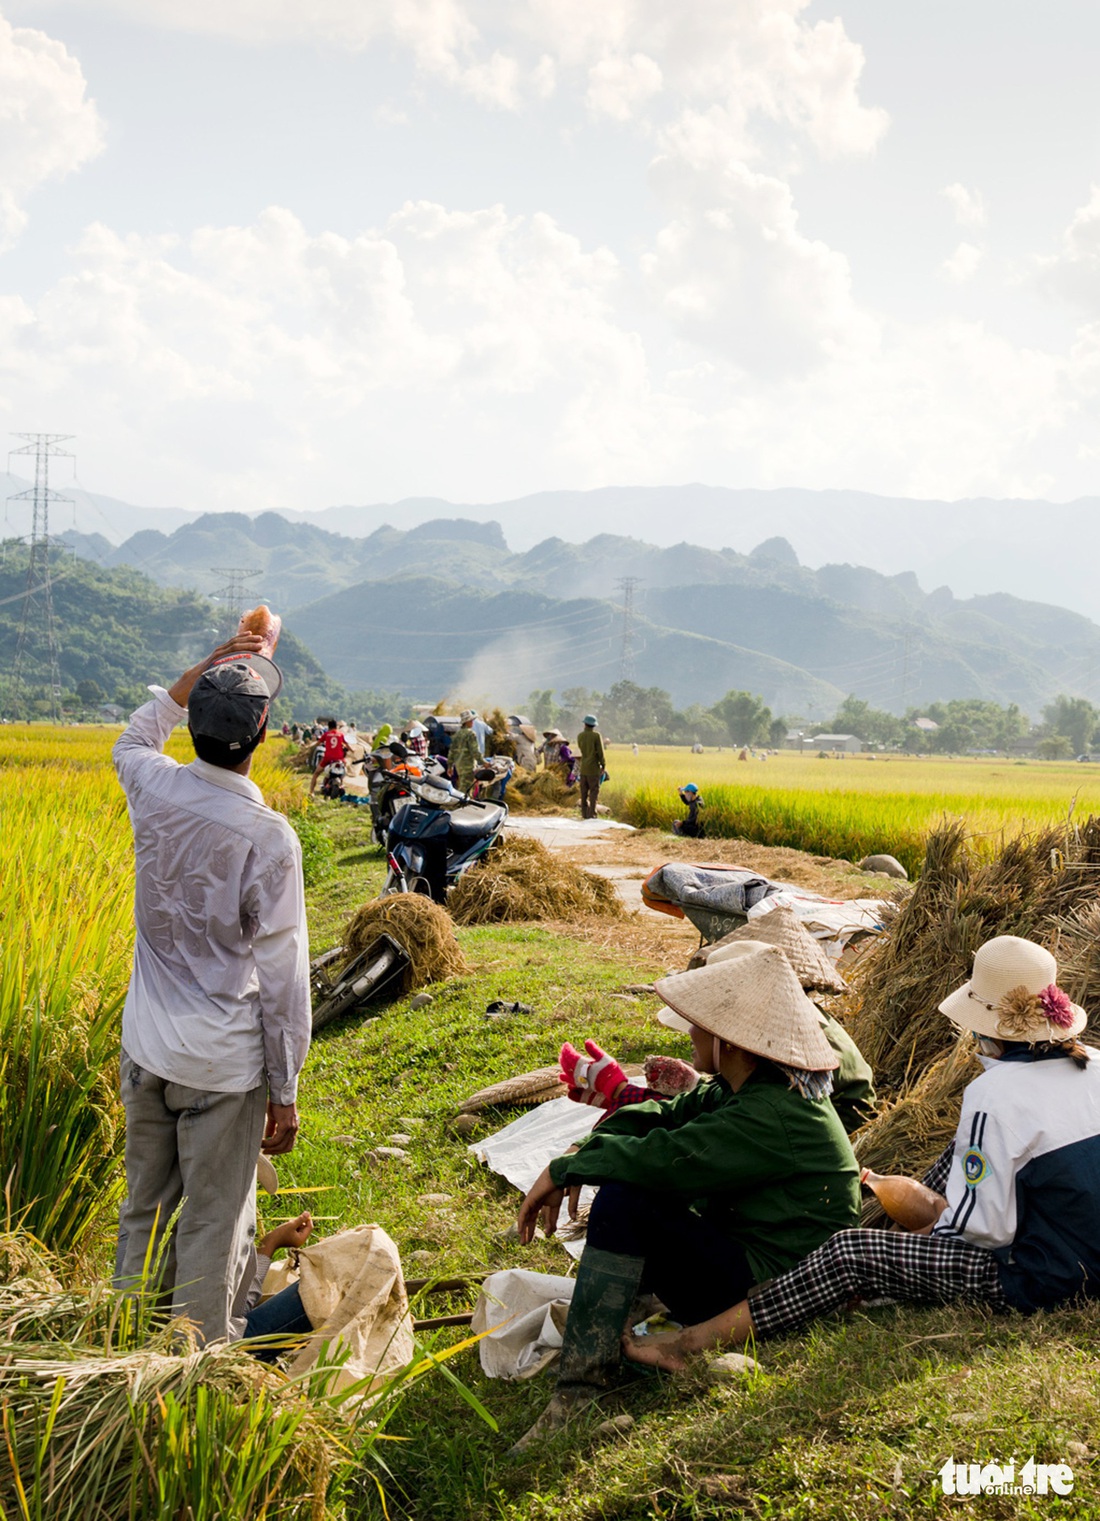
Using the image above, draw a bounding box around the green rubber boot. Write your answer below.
[507,1247,645,1457]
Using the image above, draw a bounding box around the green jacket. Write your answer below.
[448,726,481,781]
[576,727,605,778]
[549,1065,860,1282]
[821,1014,877,1135]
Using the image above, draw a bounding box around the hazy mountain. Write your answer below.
[4,472,1093,621]
[46,503,1100,716]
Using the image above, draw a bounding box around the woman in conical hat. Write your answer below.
[508,945,859,1454]
[624,934,1100,1374]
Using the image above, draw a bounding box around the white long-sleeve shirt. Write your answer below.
[113,687,311,1104]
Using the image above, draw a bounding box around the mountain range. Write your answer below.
[35,504,1099,721]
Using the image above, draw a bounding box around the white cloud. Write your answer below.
[585,52,663,122]
[61,0,888,157]
[1036,185,1100,311]
[0,13,104,249]
[0,201,699,502]
[643,138,876,378]
[942,182,987,230]
[942,240,983,283]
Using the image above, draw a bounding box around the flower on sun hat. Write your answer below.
[654,944,837,1073]
[939,935,1087,1043]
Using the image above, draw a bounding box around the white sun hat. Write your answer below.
[655,944,838,1071]
[939,934,1087,1042]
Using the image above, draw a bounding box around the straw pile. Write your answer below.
[505,769,579,813]
[848,818,1100,1092]
[845,817,1100,1175]
[449,835,625,925]
[344,894,468,990]
[853,1039,983,1181]
[486,707,516,759]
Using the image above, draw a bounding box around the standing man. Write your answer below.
[576,713,606,819]
[112,631,311,1344]
[449,708,483,793]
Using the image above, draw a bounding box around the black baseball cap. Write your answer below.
[188,654,283,748]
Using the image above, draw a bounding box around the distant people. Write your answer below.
[576,714,606,820]
[471,711,492,754]
[540,729,575,784]
[508,714,538,771]
[449,709,483,793]
[692,740,704,755]
[673,782,705,838]
[425,715,450,758]
[311,718,348,796]
[406,722,429,757]
[632,743,639,757]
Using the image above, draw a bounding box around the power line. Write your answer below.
[208,566,261,622]
[7,433,74,721]
[615,576,643,682]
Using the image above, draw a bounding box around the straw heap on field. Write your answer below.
[848,818,1100,1091]
[449,835,625,925]
[853,1039,983,1182]
[344,894,469,989]
[504,769,579,813]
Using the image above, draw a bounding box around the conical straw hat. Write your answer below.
[691,905,847,993]
[655,944,838,1071]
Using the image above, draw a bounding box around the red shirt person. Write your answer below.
[311,720,348,793]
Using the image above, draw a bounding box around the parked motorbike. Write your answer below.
[318,758,347,799]
[384,775,508,902]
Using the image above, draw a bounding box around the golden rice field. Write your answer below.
[601,745,1100,876]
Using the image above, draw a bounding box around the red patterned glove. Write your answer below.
[559,1039,627,1107]
[644,1054,700,1097]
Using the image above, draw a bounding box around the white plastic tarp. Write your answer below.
[468,1097,599,1259]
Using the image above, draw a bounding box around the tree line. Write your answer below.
[522,682,1100,756]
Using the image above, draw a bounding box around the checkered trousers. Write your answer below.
[747,1228,1008,1339]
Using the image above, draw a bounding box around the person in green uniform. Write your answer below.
[560,938,876,1137]
[448,709,482,793]
[509,945,860,1452]
[575,713,605,819]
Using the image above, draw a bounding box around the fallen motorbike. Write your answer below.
[384,774,508,902]
[309,935,409,1032]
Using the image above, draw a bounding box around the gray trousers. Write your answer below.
[115,1049,267,1344]
[579,774,601,818]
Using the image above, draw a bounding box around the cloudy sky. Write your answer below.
[3,0,1100,521]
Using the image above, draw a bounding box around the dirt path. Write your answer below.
[504,813,894,973]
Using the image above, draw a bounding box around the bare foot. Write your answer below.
[621,1329,689,1373]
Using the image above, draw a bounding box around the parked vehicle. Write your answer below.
[318,758,347,799]
[384,776,507,902]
